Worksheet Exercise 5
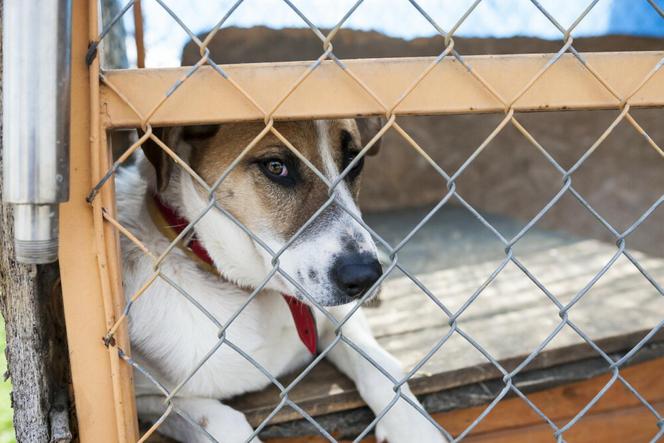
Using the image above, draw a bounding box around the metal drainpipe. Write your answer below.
[3,0,72,264]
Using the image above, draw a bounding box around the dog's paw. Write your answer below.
[196,402,263,443]
[374,403,448,443]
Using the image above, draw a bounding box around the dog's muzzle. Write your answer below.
[330,252,382,300]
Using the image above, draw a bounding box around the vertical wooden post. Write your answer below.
[59,0,137,441]
[132,0,145,68]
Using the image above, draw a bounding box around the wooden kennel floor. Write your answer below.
[147,206,664,441]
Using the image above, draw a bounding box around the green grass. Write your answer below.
[0,318,16,443]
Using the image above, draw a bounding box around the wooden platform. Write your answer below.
[144,206,664,441]
[266,356,664,443]
[231,206,664,439]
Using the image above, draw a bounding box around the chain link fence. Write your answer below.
[86,1,664,441]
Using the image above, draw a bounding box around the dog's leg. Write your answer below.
[136,395,261,443]
[322,306,448,443]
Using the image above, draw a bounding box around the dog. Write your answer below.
[116,118,447,443]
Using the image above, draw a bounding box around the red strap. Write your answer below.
[282,295,318,355]
[152,195,318,354]
[152,195,214,264]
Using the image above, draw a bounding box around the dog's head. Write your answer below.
[142,119,384,306]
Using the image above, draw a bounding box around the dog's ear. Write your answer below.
[140,125,220,193]
[356,117,385,156]
[181,124,220,141]
[140,127,174,193]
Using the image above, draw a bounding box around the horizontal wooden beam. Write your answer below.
[265,357,664,442]
[101,51,664,128]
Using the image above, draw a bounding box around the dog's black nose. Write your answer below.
[331,253,382,298]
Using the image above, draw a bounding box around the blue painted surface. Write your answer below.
[608,0,664,37]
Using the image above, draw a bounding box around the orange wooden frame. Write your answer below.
[101,51,664,129]
[59,1,138,442]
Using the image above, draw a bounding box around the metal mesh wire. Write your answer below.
[89,1,664,442]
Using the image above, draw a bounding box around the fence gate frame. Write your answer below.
[60,1,137,442]
[58,0,664,442]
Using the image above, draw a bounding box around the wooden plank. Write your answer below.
[100,51,664,128]
[370,240,664,374]
[234,334,664,429]
[267,403,664,443]
[58,1,131,442]
[463,403,664,443]
[433,355,664,436]
[270,404,664,443]
[265,357,664,442]
[231,239,664,426]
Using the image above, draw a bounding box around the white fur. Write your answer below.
[272,121,378,305]
[117,126,446,442]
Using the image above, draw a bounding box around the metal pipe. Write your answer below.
[3,0,72,263]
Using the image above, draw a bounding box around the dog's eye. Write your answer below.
[344,152,364,180]
[265,159,288,177]
[258,158,297,187]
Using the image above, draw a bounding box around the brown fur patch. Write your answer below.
[189,120,364,240]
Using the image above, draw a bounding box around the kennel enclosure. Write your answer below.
[33,0,664,442]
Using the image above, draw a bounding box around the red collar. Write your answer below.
[150,195,318,355]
